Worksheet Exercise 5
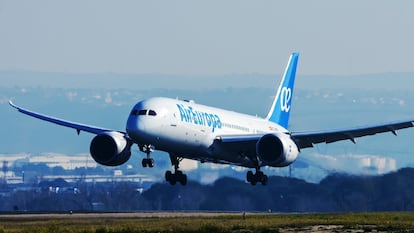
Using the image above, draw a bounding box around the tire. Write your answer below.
[165,170,172,182]
[246,171,254,182]
[261,175,268,186]
[149,158,154,168]
[179,174,187,186]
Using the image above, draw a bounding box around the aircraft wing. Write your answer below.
[215,134,263,167]
[216,119,414,152]
[291,120,414,149]
[9,101,121,135]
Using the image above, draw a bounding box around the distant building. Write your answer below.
[26,153,97,169]
[0,153,155,184]
[0,153,97,170]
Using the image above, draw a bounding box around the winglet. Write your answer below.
[9,100,18,109]
[266,53,299,129]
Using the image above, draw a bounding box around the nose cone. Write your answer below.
[126,101,146,140]
[125,98,165,143]
[126,114,143,139]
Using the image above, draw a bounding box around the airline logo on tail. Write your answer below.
[280,86,292,113]
[266,53,299,129]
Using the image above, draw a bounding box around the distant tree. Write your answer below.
[3,168,414,212]
[51,166,65,175]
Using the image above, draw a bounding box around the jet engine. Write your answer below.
[90,131,132,166]
[256,133,299,167]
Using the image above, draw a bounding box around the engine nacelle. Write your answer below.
[256,133,299,167]
[90,131,132,166]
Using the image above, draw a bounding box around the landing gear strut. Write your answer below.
[165,154,187,185]
[246,168,268,186]
[141,144,154,168]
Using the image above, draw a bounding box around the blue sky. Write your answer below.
[2,1,414,183]
[1,1,414,75]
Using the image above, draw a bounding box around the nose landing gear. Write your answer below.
[141,144,154,168]
[142,158,154,167]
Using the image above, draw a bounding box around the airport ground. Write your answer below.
[0,212,413,232]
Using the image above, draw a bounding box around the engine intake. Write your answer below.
[90,131,132,166]
[256,133,299,167]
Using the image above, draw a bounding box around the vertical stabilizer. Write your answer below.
[266,53,299,129]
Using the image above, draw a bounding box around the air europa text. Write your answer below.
[176,104,222,132]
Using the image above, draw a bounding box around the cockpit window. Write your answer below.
[148,110,157,116]
[138,110,147,115]
[131,109,157,116]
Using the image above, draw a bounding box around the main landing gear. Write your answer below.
[165,154,187,186]
[139,145,187,185]
[246,168,268,186]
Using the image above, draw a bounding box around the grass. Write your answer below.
[0,212,413,233]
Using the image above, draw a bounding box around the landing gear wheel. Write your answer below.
[142,158,155,168]
[148,158,154,168]
[165,170,172,180]
[165,154,188,186]
[260,174,268,186]
[165,170,187,185]
[177,171,187,186]
[181,174,187,185]
[246,170,268,186]
[251,180,257,186]
[246,171,254,183]
[165,171,176,185]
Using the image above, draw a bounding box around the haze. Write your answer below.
[1,1,414,76]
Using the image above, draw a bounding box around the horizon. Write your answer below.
[1,70,413,90]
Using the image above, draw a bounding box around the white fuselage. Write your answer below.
[126,97,288,167]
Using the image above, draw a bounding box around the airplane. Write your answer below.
[9,52,414,186]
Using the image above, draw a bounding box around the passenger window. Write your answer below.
[148,110,157,116]
[138,110,147,115]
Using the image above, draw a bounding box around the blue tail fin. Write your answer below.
[266,53,299,129]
